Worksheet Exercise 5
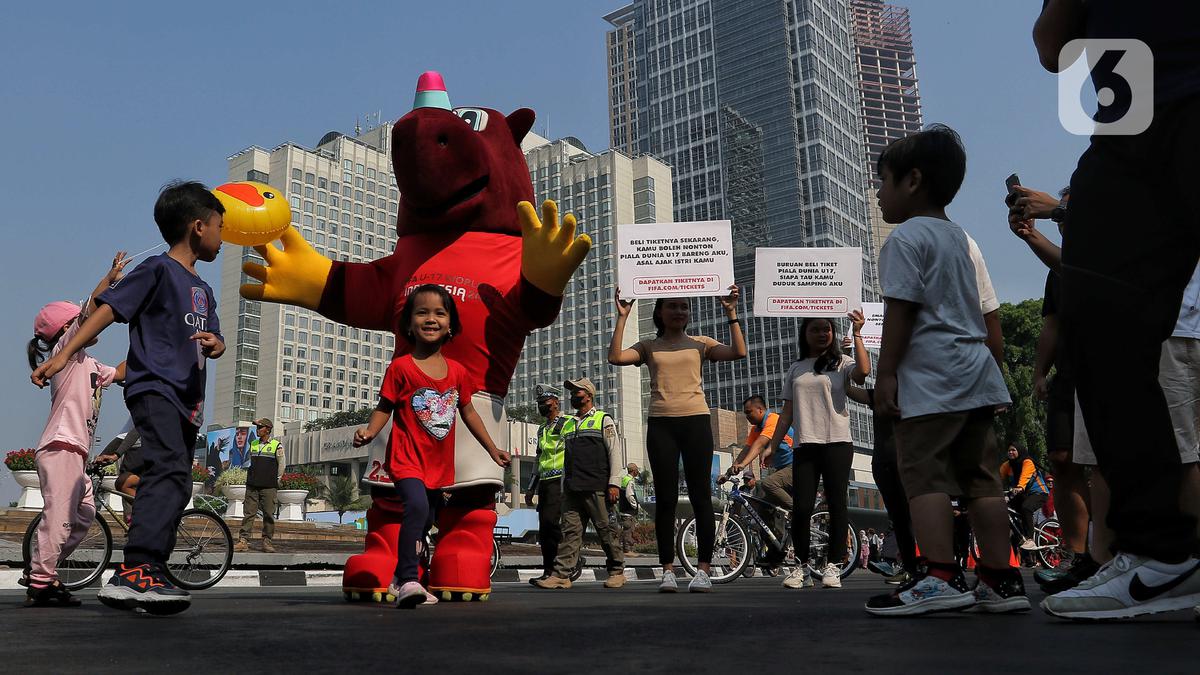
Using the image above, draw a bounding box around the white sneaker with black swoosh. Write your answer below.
[1041,552,1200,620]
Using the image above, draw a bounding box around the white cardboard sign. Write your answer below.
[753,247,863,317]
[616,221,735,299]
[860,301,884,349]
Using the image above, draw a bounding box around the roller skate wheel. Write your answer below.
[462,592,473,602]
[479,594,489,602]
[371,592,382,602]
[441,591,452,601]
[385,593,396,602]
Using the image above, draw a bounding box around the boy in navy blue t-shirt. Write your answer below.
[33,180,225,614]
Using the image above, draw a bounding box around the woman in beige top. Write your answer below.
[608,287,746,592]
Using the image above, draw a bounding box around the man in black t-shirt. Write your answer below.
[1034,0,1200,621]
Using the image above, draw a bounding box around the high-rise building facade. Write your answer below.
[507,133,673,471]
[605,0,877,448]
[214,124,399,428]
[606,4,640,157]
[850,0,922,258]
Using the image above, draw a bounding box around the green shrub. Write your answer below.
[213,468,247,494]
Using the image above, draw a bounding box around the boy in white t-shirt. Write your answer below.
[866,124,1023,617]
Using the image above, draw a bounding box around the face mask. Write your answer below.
[570,394,586,408]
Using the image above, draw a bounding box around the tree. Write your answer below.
[326,475,371,524]
[305,407,375,432]
[995,299,1048,467]
[506,404,540,424]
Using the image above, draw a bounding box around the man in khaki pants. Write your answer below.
[534,377,625,589]
[235,418,284,553]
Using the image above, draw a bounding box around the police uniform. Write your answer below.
[547,378,624,582]
[239,419,283,547]
[527,386,569,579]
[618,469,639,553]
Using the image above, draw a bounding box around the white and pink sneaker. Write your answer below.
[390,580,428,609]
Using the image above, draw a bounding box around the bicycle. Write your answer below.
[22,462,234,591]
[965,492,1069,570]
[422,529,516,581]
[675,475,859,583]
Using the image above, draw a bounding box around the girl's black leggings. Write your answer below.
[393,478,438,584]
[792,442,854,564]
[646,415,715,566]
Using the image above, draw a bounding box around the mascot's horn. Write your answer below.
[413,71,452,111]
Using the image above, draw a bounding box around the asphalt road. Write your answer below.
[3,573,1196,674]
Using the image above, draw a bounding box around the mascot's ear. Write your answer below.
[507,108,535,145]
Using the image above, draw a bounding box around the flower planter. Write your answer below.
[101,475,123,514]
[277,489,308,522]
[222,484,247,518]
[13,470,43,510]
[186,481,204,510]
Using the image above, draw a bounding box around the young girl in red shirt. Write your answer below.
[354,284,510,608]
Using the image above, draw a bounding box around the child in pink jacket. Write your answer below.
[23,252,128,606]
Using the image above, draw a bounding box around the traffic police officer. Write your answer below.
[524,385,569,584]
[236,418,284,553]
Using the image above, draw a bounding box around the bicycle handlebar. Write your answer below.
[86,460,114,477]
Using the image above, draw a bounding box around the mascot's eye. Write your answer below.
[454,108,489,132]
[263,191,275,199]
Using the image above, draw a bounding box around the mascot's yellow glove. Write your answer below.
[518,200,591,296]
[240,226,333,311]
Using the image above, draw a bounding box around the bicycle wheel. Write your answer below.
[22,512,112,591]
[165,509,233,590]
[490,538,500,578]
[675,512,750,583]
[1035,519,1072,569]
[804,511,858,579]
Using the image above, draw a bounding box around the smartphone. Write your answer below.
[1005,173,1021,205]
[1005,173,1021,195]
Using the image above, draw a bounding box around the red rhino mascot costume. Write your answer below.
[229,72,590,601]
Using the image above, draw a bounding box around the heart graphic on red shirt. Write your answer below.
[411,387,459,440]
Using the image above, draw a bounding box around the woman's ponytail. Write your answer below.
[28,336,52,371]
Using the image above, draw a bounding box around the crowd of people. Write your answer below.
[17,0,1199,623]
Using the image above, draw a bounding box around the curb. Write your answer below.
[0,569,346,591]
[0,567,671,590]
[497,567,666,583]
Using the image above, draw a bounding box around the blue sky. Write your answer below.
[0,1,1088,502]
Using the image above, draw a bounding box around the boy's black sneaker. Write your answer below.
[24,581,82,608]
[1036,553,1099,595]
[98,563,191,615]
[969,570,1031,613]
[865,565,975,617]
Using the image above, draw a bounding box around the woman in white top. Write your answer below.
[769,311,869,589]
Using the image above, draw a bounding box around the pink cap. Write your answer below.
[34,301,80,341]
[416,71,446,93]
